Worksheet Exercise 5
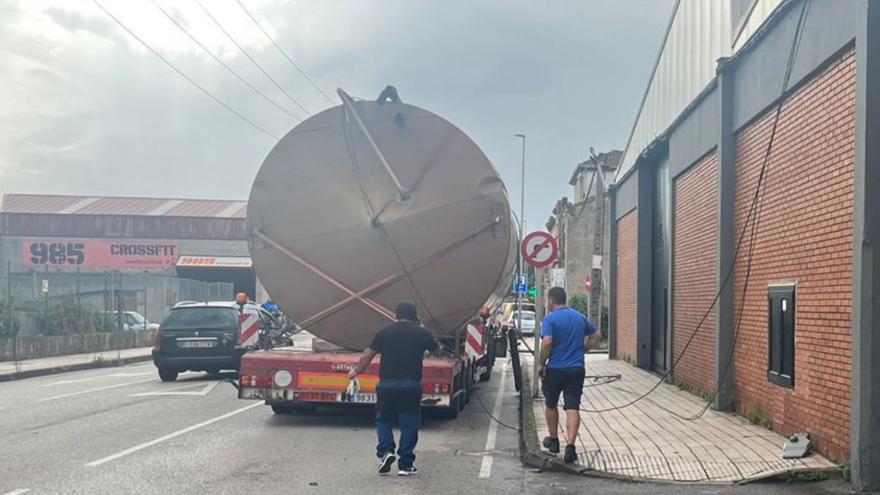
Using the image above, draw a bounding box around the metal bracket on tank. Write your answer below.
[338,88,411,202]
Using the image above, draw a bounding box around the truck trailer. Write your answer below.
[236,87,517,418]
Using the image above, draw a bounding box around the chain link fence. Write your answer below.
[0,269,232,341]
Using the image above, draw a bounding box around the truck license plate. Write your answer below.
[177,340,216,348]
[351,393,376,403]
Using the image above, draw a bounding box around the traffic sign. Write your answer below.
[514,273,528,294]
[521,231,558,268]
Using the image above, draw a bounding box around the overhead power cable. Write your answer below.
[234,0,335,105]
[193,0,312,118]
[92,0,280,140]
[148,0,304,122]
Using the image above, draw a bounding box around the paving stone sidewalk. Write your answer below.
[528,354,836,483]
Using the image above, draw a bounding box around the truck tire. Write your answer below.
[479,365,493,382]
[158,368,178,382]
[464,364,472,405]
[438,400,460,420]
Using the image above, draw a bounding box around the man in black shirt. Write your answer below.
[348,301,441,476]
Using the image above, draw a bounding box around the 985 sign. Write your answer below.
[21,240,180,270]
[29,242,85,266]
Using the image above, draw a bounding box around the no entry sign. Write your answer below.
[521,231,559,269]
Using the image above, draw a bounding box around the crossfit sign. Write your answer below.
[22,240,179,270]
[521,231,559,269]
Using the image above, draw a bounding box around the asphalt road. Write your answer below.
[0,355,850,495]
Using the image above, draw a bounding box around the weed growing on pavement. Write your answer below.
[744,406,771,429]
[669,376,713,402]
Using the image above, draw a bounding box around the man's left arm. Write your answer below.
[583,316,601,351]
[538,317,554,379]
[348,347,379,379]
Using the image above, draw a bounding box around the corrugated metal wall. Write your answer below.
[616,0,786,181]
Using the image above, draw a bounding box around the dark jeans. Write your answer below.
[375,380,421,469]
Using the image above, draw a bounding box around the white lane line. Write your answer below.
[479,362,509,479]
[128,381,219,397]
[3,489,31,495]
[85,402,263,467]
[42,372,152,387]
[38,378,156,402]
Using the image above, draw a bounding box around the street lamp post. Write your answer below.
[515,133,532,392]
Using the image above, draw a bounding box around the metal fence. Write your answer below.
[0,268,232,339]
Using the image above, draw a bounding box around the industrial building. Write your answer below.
[0,194,257,325]
[606,0,879,490]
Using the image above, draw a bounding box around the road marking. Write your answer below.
[41,371,152,387]
[38,378,156,402]
[128,381,218,397]
[479,362,509,479]
[2,489,31,495]
[85,402,263,467]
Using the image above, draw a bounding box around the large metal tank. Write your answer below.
[247,90,517,350]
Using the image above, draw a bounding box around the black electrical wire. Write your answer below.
[149,0,304,122]
[472,388,519,431]
[193,0,313,117]
[578,0,811,418]
[91,0,280,140]
[234,0,335,105]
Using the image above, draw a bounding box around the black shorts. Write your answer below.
[542,367,586,410]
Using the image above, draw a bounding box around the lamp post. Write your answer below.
[514,133,530,390]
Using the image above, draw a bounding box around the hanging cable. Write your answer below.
[193,0,313,117]
[234,0,335,105]
[148,0,304,122]
[91,0,279,140]
[579,0,811,417]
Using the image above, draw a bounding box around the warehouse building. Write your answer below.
[606,0,879,490]
[0,194,258,324]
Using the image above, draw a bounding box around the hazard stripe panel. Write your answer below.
[238,313,261,346]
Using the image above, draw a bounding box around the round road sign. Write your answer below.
[521,231,558,268]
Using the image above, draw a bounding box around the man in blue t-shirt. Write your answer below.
[537,286,600,464]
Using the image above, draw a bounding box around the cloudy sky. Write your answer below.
[0,0,673,230]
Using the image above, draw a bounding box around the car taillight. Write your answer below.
[154,328,163,350]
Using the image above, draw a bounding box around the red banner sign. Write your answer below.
[22,240,179,270]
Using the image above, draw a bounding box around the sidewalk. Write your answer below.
[0,347,153,381]
[522,354,837,483]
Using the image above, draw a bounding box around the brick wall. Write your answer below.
[733,51,855,461]
[672,153,718,394]
[615,210,638,362]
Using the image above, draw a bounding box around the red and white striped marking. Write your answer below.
[238,312,260,347]
[465,323,484,358]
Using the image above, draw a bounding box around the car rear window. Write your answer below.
[162,308,238,328]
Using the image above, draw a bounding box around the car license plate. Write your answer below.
[177,340,216,348]
[351,392,376,403]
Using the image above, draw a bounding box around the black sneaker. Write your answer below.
[398,466,418,476]
[563,444,577,464]
[542,436,560,455]
[378,452,396,474]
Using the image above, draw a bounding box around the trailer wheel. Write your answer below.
[464,363,472,405]
[438,395,461,419]
[508,329,523,392]
[479,365,493,382]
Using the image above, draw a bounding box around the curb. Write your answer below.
[517,362,636,481]
[0,353,153,382]
[516,359,844,486]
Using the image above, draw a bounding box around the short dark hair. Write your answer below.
[548,287,567,305]
[395,301,418,322]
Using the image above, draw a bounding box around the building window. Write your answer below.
[768,284,795,388]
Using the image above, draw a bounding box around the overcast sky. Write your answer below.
[0,0,673,230]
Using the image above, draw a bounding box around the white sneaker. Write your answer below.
[398,467,418,476]
[378,452,396,474]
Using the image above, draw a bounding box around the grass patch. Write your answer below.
[744,406,772,429]
[669,376,713,402]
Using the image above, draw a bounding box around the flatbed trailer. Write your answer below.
[237,321,501,419]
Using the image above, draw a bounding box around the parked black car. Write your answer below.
[152,301,278,382]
